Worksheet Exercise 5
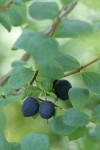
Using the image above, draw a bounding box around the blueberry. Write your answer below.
[21,97,39,117]
[39,101,55,119]
[53,80,72,100]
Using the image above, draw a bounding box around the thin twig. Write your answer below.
[54,104,67,111]
[0,1,13,11]
[64,57,100,77]
[30,70,39,85]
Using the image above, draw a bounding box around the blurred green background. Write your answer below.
[0,1,100,149]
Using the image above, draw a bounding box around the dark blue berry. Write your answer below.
[39,101,55,119]
[21,97,39,117]
[53,80,72,100]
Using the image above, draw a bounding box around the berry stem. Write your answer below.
[54,104,67,111]
[30,70,39,85]
[64,56,100,77]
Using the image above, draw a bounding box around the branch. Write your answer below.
[0,1,78,86]
[64,56,100,77]
[0,1,13,11]
[44,0,78,35]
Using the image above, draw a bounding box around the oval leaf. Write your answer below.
[82,72,100,94]
[50,116,77,136]
[92,104,100,123]
[29,2,59,20]
[8,67,34,89]
[69,87,89,108]
[21,133,49,150]
[63,108,89,127]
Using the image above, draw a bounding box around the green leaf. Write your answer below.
[0,91,26,107]
[13,0,23,5]
[7,3,26,26]
[63,108,89,127]
[0,0,8,7]
[11,60,27,68]
[12,29,59,66]
[92,104,100,123]
[69,87,89,108]
[68,127,87,141]
[8,67,34,89]
[50,116,77,136]
[88,124,100,141]
[54,18,93,38]
[21,133,49,150]
[0,11,11,31]
[29,2,58,20]
[39,60,64,79]
[41,78,53,91]
[82,72,100,94]
[0,133,10,150]
[60,0,75,5]
[81,0,100,9]
[0,109,6,132]
[55,52,80,71]
[9,142,21,150]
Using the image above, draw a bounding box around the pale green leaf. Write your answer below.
[54,18,93,38]
[50,116,77,136]
[21,133,49,150]
[8,67,34,89]
[69,87,89,108]
[55,52,80,71]
[82,72,100,94]
[29,2,59,20]
[12,29,59,66]
[63,108,89,127]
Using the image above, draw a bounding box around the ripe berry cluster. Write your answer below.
[21,80,72,119]
[21,97,55,119]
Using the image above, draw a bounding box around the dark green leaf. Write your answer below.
[50,116,77,136]
[0,109,6,132]
[0,11,11,31]
[69,87,89,108]
[21,133,49,150]
[92,104,100,123]
[82,72,100,94]
[29,2,58,20]
[68,127,87,141]
[9,142,21,150]
[0,133,10,150]
[63,108,89,127]
[8,67,34,89]
[60,0,75,5]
